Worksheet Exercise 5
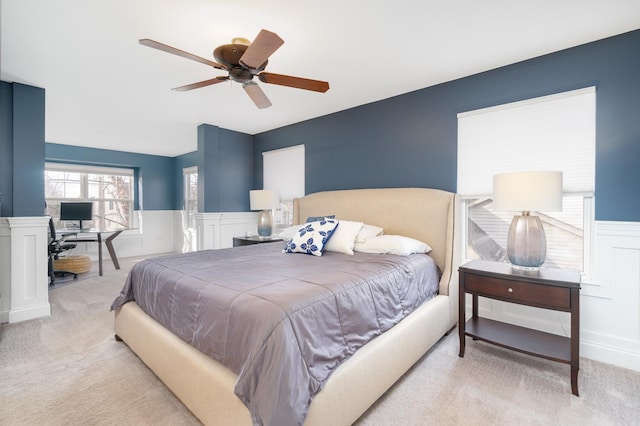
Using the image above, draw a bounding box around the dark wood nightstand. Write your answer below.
[232,236,283,247]
[458,260,581,396]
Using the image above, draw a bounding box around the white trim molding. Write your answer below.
[1,217,51,323]
[196,212,259,250]
[0,219,11,323]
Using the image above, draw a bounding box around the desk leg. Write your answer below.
[97,233,103,276]
[105,231,123,270]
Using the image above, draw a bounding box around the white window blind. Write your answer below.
[457,87,595,195]
[263,144,305,201]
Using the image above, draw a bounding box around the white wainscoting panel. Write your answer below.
[196,212,258,250]
[581,221,640,371]
[0,219,12,323]
[464,220,640,372]
[3,217,51,323]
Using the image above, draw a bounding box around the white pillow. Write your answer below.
[324,220,364,255]
[278,225,301,240]
[282,219,339,256]
[354,235,432,256]
[356,224,384,243]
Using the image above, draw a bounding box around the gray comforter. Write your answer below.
[111,243,439,426]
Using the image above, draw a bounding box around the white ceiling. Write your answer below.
[2,0,639,157]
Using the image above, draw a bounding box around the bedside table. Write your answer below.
[458,260,581,396]
[232,236,283,247]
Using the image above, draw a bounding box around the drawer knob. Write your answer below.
[508,287,514,293]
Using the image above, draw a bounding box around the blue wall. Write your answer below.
[197,124,254,212]
[3,30,639,221]
[46,143,175,211]
[254,29,640,222]
[47,130,252,213]
[0,82,46,217]
[0,81,14,216]
[218,128,254,211]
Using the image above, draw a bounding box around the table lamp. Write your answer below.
[493,171,563,270]
[250,189,279,237]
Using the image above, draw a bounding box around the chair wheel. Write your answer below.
[73,276,78,281]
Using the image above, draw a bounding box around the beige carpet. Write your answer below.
[1,255,639,426]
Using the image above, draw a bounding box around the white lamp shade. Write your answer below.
[250,189,279,211]
[493,171,563,212]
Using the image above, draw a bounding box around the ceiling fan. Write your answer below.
[139,29,329,109]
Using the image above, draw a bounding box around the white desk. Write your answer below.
[58,229,124,276]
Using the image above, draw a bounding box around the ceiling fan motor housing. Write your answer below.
[213,44,268,82]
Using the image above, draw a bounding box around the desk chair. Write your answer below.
[48,218,78,285]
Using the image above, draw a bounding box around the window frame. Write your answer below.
[182,166,198,230]
[460,194,595,280]
[456,87,596,280]
[45,162,137,232]
[263,144,305,228]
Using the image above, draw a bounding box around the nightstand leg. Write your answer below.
[458,276,466,357]
[571,287,580,396]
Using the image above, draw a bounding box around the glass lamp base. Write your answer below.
[507,214,547,269]
[257,210,273,237]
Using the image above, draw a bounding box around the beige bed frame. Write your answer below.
[114,187,459,425]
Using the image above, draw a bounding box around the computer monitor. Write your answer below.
[60,202,93,230]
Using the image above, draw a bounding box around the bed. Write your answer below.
[112,187,458,425]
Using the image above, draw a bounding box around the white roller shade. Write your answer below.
[263,144,305,201]
[457,87,595,195]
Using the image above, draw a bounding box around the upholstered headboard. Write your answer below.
[293,188,457,296]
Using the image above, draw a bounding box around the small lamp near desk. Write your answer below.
[493,171,563,270]
[250,189,279,237]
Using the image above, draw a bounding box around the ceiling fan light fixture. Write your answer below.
[232,37,251,46]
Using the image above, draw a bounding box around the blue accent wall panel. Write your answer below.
[0,82,13,217]
[219,128,253,211]
[197,124,220,213]
[197,124,254,212]
[13,83,45,216]
[46,143,175,211]
[255,29,640,222]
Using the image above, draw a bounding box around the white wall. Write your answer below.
[0,210,258,323]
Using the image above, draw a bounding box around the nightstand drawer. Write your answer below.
[464,273,571,310]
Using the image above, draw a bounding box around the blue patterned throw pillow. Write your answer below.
[305,215,335,222]
[282,219,339,256]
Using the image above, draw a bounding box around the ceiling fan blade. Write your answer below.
[243,82,272,109]
[258,72,329,93]
[139,39,227,70]
[172,76,229,92]
[239,29,284,69]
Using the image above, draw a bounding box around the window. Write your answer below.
[457,87,595,274]
[183,166,198,229]
[45,163,134,231]
[263,145,305,227]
